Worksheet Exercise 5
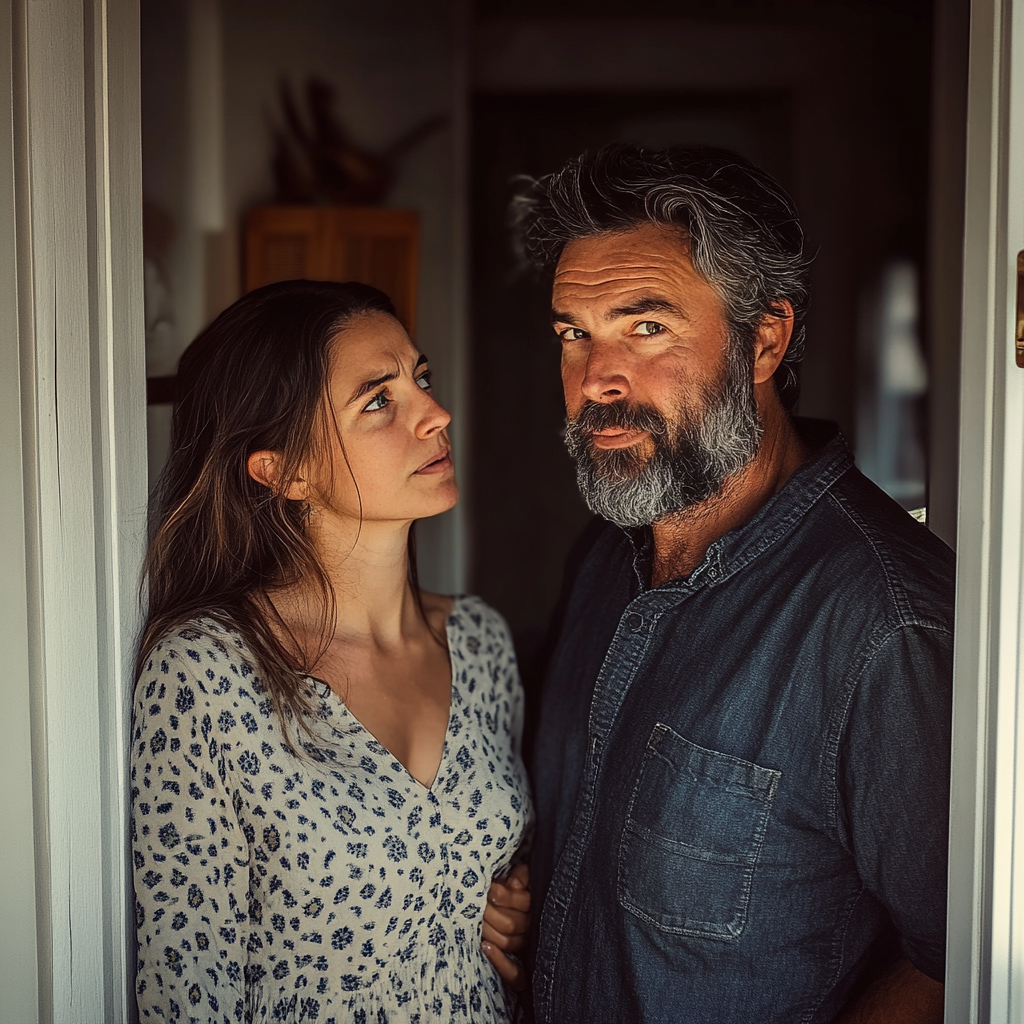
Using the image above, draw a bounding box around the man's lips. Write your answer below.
[414,450,453,474]
[591,427,651,450]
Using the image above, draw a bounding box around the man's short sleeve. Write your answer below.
[837,623,953,983]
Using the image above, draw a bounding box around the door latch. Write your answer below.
[1017,251,1024,368]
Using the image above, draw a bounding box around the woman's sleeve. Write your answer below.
[494,612,534,862]
[131,640,250,1022]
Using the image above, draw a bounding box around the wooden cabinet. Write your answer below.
[245,206,419,333]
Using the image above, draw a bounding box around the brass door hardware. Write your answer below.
[1017,251,1024,368]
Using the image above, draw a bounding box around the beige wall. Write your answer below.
[142,0,469,592]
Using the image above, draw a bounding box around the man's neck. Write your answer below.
[650,391,808,588]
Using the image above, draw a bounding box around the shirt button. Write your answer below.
[626,612,644,632]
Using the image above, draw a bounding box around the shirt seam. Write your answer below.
[802,881,869,1024]
[825,488,935,628]
[824,622,955,848]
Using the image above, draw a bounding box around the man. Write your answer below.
[516,146,951,1024]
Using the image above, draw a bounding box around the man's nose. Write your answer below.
[580,347,631,404]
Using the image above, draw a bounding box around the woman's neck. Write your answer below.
[274,515,420,652]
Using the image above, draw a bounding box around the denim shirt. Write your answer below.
[529,422,954,1024]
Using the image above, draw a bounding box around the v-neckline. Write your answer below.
[309,596,459,794]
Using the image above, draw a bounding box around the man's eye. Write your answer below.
[635,321,666,336]
[415,371,432,391]
[363,390,391,412]
[559,327,588,342]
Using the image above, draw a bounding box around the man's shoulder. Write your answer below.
[810,466,955,632]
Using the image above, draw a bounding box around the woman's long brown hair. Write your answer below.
[137,279,430,747]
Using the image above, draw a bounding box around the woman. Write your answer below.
[131,280,532,1023]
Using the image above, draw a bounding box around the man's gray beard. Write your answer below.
[564,343,763,529]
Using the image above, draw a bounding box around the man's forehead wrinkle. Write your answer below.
[554,271,675,290]
[552,276,690,320]
[552,269,679,298]
[554,253,690,280]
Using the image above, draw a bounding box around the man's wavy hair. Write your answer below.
[511,144,812,410]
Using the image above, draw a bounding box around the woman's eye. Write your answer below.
[635,321,666,336]
[559,327,588,342]
[415,372,432,391]
[363,390,391,412]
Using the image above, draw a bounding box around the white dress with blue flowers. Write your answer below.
[131,595,532,1024]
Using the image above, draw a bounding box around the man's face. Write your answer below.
[552,222,762,526]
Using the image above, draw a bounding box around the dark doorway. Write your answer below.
[467,2,935,689]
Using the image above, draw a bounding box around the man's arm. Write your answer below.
[836,957,943,1024]
[837,623,952,1021]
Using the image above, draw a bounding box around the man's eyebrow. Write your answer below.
[551,299,688,326]
[551,308,582,326]
[347,353,429,405]
[605,297,688,321]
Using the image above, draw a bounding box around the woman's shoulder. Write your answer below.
[134,616,263,707]
[445,594,515,652]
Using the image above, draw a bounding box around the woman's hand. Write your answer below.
[482,862,531,992]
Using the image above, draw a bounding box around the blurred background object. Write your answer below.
[141,0,964,693]
[856,260,929,511]
[270,77,447,205]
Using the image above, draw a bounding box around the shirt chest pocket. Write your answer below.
[617,723,781,941]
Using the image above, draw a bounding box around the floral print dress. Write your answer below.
[131,595,532,1024]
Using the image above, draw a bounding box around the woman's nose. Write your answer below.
[415,390,451,438]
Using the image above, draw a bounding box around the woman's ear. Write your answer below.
[752,300,795,385]
[247,450,308,501]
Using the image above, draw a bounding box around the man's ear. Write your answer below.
[752,300,794,386]
[247,450,308,501]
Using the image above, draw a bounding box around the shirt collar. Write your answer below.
[624,418,854,592]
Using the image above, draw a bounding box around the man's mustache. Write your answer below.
[566,399,670,439]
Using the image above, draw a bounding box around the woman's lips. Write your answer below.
[591,428,651,450]
[414,451,453,474]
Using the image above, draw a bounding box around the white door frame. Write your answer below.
[1,0,1023,1021]
[0,0,146,1020]
[947,0,1024,1021]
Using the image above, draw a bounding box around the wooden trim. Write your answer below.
[245,205,420,334]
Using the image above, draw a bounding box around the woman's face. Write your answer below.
[311,311,457,525]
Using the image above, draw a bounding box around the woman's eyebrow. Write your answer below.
[347,354,429,405]
[349,371,398,404]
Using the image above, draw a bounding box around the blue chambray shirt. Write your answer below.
[529,422,953,1024]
